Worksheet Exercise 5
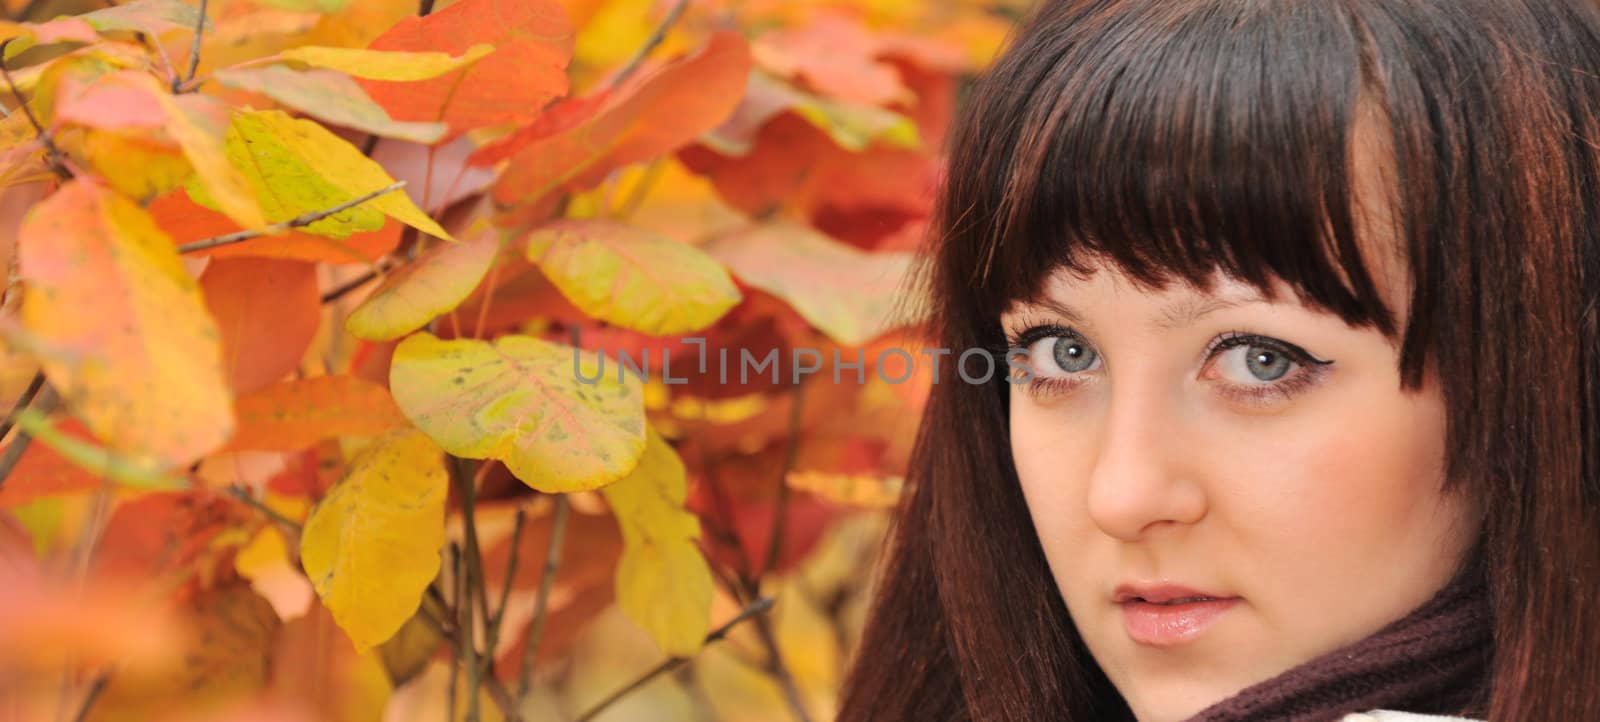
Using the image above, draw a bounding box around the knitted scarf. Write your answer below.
[1184,552,1493,722]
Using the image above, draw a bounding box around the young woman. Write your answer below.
[838,1,1600,720]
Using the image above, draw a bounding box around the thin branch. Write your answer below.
[609,0,688,90]
[0,38,71,180]
[451,459,485,722]
[573,597,776,722]
[419,0,436,17]
[447,544,463,722]
[490,506,525,633]
[0,383,58,489]
[320,259,394,304]
[515,493,568,699]
[178,0,209,92]
[70,671,111,722]
[751,611,813,722]
[9,0,48,22]
[0,370,45,443]
[177,182,408,254]
[225,484,301,531]
[762,380,807,577]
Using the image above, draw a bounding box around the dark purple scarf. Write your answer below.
[1184,554,1493,722]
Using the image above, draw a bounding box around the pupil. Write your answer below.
[1053,339,1096,372]
[1246,346,1290,381]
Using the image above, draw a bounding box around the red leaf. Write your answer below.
[359,0,574,139]
[200,258,321,394]
[491,31,752,205]
[152,188,401,264]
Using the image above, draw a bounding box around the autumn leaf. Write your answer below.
[194,110,451,240]
[345,227,501,341]
[200,257,322,393]
[702,70,920,156]
[705,222,915,346]
[601,426,712,656]
[17,179,234,470]
[212,67,449,145]
[488,30,752,204]
[751,10,914,107]
[78,0,212,36]
[49,70,268,228]
[359,0,573,138]
[10,408,189,490]
[524,218,741,336]
[300,427,448,650]
[388,332,646,493]
[226,376,410,452]
[276,43,494,81]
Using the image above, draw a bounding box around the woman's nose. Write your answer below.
[1082,385,1209,542]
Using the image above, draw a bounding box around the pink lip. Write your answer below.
[1113,583,1240,646]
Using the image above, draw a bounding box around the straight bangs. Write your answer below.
[943,0,1400,347]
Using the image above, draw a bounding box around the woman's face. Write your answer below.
[1001,264,1481,721]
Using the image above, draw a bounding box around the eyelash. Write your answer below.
[996,313,1334,404]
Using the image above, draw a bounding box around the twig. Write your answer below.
[762,380,807,577]
[0,38,71,180]
[178,0,209,92]
[609,0,688,89]
[225,484,301,531]
[573,597,776,722]
[447,544,463,722]
[0,370,45,443]
[515,494,568,699]
[8,0,48,22]
[320,260,394,304]
[70,672,111,722]
[177,182,407,254]
[0,383,57,489]
[489,506,525,633]
[751,611,813,722]
[451,460,485,722]
[419,0,436,17]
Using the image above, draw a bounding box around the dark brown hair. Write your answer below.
[839,1,1600,720]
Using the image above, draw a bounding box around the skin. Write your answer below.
[1001,110,1481,720]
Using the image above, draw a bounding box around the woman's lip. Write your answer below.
[1120,597,1240,646]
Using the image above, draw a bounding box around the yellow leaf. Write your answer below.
[300,427,448,651]
[526,219,741,335]
[705,222,915,346]
[601,426,711,656]
[388,332,646,493]
[213,67,448,145]
[346,228,500,341]
[222,110,452,240]
[278,43,494,81]
[79,130,192,201]
[17,180,234,470]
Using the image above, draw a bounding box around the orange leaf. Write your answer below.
[152,188,401,264]
[751,11,912,107]
[490,30,752,205]
[200,258,322,394]
[359,0,574,139]
[226,376,410,452]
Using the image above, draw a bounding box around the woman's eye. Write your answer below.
[1034,335,1101,375]
[1215,343,1295,383]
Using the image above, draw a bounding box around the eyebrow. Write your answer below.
[1017,289,1270,331]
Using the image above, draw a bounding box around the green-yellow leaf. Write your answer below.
[602,426,712,656]
[213,67,447,145]
[278,44,494,82]
[222,110,452,240]
[346,228,500,341]
[525,219,741,336]
[300,428,447,651]
[705,222,915,346]
[388,332,646,493]
[18,179,234,469]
